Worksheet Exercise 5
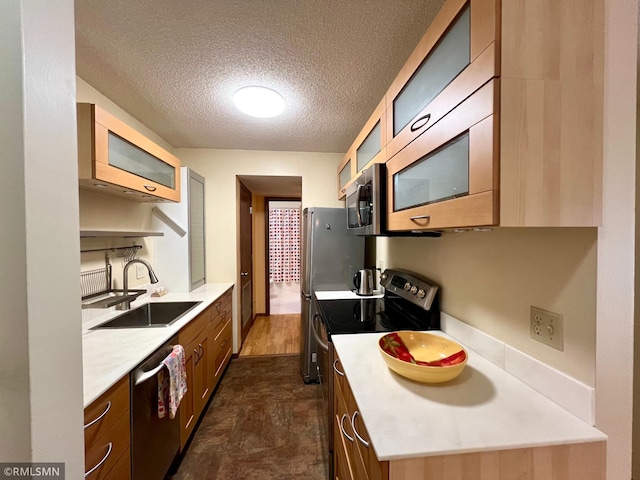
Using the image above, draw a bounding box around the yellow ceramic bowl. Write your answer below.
[378,331,468,384]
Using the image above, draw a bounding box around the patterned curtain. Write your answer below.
[269,208,301,283]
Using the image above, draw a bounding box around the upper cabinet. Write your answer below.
[337,98,387,199]
[385,0,498,161]
[345,0,602,230]
[77,103,181,202]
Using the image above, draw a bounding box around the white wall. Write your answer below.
[0,1,84,476]
[177,148,343,351]
[597,0,638,478]
[380,228,597,385]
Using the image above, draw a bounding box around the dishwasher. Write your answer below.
[131,335,181,480]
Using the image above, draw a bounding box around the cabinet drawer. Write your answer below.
[334,414,355,480]
[385,0,499,160]
[84,377,129,450]
[103,447,130,480]
[386,79,499,231]
[84,412,130,480]
[179,307,211,347]
[213,320,232,377]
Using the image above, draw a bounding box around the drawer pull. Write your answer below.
[221,311,227,319]
[332,359,344,377]
[410,113,431,132]
[83,401,111,430]
[351,411,369,448]
[84,442,112,477]
[194,348,200,365]
[143,185,157,192]
[410,214,431,222]
[198,344,204,357]
[340,414,354,442]
[214,302,222,310]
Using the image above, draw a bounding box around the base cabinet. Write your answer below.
[178,287,234,450]
[333,351,605,480]
[84,377,131,480]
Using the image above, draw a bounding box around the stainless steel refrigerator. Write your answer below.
[300,207,364,383]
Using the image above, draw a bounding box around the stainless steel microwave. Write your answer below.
[346,163,384,236]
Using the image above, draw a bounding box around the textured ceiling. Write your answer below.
[75,0,445,153]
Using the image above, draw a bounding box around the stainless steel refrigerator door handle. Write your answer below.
[311,314,329,352]
[355,183,364,227]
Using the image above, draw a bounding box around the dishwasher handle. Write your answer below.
[133,344,179,386]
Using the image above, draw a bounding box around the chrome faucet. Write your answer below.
[117,259,159,310]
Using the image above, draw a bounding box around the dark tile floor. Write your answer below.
[170,355,327,480]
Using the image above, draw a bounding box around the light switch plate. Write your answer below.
[530,306,564,351]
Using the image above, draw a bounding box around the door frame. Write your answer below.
[236,181,255,350]
[264,197,302,316]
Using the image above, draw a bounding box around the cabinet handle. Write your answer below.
[410,113,431,132]
[198,344,204,357]
[332,359,344,377]
[144,185,157,192]
[214,302,222,311]
[340,414,354,442]
[351,411,369,448]
[221,311,227,319]
[410,214,430,223]
[341,188,346,193]
[194,348,200,365]
[84,401,111,430]
[84,442,112,477]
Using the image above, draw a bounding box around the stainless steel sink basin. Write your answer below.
[91,301,202,329]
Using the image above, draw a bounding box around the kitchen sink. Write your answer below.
[91,301,202,329]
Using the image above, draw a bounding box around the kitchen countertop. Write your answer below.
[332,332,606,461]
[82,283,233,407]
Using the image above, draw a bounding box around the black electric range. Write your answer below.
[316,269,440,336]
[313,269,440,480]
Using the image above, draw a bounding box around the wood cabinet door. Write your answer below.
[337,148,356,199]
[386,79,499,231]
[192,329,211,415]
[179,345,197,450]
[77,103,181,202]
[385,0,499,160]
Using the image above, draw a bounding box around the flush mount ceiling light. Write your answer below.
[233,86,285,118]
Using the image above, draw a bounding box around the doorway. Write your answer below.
[236,175,303,357]
[266,199,302,316]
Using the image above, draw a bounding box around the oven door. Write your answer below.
[311,311,333,479]
[346,163,384,236]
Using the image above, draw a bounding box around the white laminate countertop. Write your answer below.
[332,332,606,461]
[82,283,233,407]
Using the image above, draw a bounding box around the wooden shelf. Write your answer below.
[80,230,164,238]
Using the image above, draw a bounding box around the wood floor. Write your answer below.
[239,314,301,356]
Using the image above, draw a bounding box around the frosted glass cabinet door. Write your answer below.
[393,133,469,211]
[108,133,176,189]
[386,80,498,231]
[339,159,352,191]
[77,103,181,202]
[356,121,381,172]
[393,6,470,137]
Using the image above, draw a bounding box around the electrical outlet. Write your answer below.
[136,264,145,280]
[530,306,564,351]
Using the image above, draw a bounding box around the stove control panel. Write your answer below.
[380,269,438,311]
